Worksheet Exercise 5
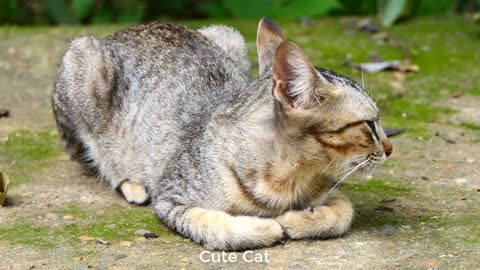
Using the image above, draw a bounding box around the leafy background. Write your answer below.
[1,0,479,26]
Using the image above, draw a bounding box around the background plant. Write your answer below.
[0,0,479,25]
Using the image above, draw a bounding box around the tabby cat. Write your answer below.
[52,18,392,250]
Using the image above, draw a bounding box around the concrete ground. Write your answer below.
[1,18,479,269]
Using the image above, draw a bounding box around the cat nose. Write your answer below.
[382,139,393,157]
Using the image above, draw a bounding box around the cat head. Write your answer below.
[256,17,392,177]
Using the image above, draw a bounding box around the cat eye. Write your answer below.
[366,120,379,140]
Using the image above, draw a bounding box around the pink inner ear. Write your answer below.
[272,40,319,109]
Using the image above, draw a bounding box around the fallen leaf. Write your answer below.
[0,172,9,207]
[79,235,95,242]
[452,91,464,98]
[351,60,419,73]
[355,60,401,73]
[63,215,76,221]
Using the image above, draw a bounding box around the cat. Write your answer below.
[52,18,392,251]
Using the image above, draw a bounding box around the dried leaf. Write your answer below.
[0,172,9,207]
[63,214,76,221]
[79,235,95,242]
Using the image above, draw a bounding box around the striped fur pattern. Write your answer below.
[52,18,392,250]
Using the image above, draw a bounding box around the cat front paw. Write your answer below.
[276,191,354,239]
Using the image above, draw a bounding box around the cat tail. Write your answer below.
[52,35,117,171]
[153,200,284,250]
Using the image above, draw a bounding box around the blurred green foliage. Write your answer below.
[0,0,479,25]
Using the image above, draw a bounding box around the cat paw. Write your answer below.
[119,181,149,205]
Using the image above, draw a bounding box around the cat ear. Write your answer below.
[257,17,285,75]
[272,40,328,109]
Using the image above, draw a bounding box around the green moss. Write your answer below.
[344,179,412,196]
[0,130,62,185]
[0,204,177,249]
[420,216,480,247]
[459,122,480,131]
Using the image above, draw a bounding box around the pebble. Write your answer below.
[399,225,412,230]
[135,229,151,236]
[107,224,116,229]
[0,109,9,118]
[455,178,470,185]
[143,232,159,239]
[380,225,396,235]
[120,241,133,248]
[73,266,90,270]
[115,252,128,261]
[95,265,107,270]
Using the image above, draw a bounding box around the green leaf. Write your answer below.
[221,0,280,19]
[71,0,94,20]
[41,0,77,24]
[117,8,145,23]
[91,8,114,24]
[269,0,340,19]
[382,0,419,27]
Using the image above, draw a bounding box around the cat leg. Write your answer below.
[118,180,149,205]
[153,200,283,250]
[275,189,353,239]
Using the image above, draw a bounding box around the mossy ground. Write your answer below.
[0,16,479,269]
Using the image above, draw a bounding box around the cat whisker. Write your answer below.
[327,159,369,195]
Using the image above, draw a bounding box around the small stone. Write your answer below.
[107,224,116,229]
[63,215,76,221]
[444,138,456,144]
[379,225,396,234]
[399,225,412,230]
[79,235,95,242]
[466,158,474,163]
[120,241,132,248]
[143,232,159,239]
[0,109,9,118]
[135,229,151,236]
[73,266,90,270]
[455,178,469,185]
[95,265,107,270]
[115,252,127,261]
